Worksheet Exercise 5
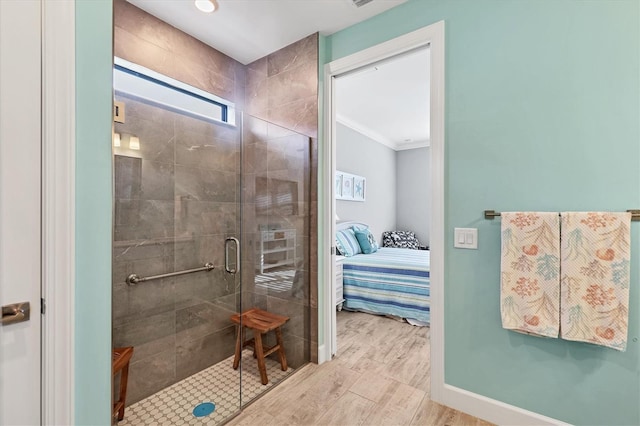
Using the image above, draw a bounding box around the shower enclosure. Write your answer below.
[111,60,311,424]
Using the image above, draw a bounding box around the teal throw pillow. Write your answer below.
[353,227,379,254]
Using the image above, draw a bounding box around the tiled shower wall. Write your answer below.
[113,0,319,404]
[112,98,241,404]
[244,33,319,139]
[244,34,320,362]
[240,116,312,370]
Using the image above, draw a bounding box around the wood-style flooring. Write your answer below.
[228,310,493,426]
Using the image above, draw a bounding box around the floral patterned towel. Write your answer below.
[560,212,631,351]
[501,212,560,338]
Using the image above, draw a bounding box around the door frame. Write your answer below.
[41,1,75,424]
[321,21,446,403]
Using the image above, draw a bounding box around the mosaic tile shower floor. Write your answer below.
[118,349,294,425]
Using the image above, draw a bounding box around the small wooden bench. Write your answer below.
[112,346,134,422]
[231,308,289,385]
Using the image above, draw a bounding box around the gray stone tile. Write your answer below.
[112,281,129,324]
[128,333,175,365]
[113,311,175,348]
[114,0,173,52]
[175,129,240,173]
[283,335,310,369]
[173,267,235,309]
[245,71,268,116]
[112,241,168,262]
[126,276,174,317]
[241,115,269,144]
[172,235,228,271]
[267,61,317,110]
[175,301,237,346]
[267,96,318,139]
[241,291,267,312]
[126,349,176,405]
[114,27,175,82]
[172,56,235,102]
[114,94,176,129]
[174,112,238,143]
[169,27,237,82]
[114,199,175,241]
[245,56,267,76]
[267,33,318,77]
[174,201,238,237]
[114,155,142,200]
[267,296,309,340]
[140,160,175,200]
[175,326,236,381]
[211,293,239,313]
[175,165,237,203]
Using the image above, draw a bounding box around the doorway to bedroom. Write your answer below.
[333,45,431,356]
[322,22,445,404]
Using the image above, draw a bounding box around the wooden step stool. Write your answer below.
[231,308,289,385]
[112,346,134,422]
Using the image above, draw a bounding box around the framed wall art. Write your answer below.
[336,171,365,202]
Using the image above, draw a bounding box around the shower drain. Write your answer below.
[193,402,216,417]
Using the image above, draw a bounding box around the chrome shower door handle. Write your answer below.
[225,237,240,274]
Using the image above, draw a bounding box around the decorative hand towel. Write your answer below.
[501,212,560,337]
[560,212,631,351]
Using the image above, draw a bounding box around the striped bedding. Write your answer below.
[342,247,430,324]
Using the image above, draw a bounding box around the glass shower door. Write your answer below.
[239,113,312,406]
[112,86,244,424]
[111,64,312,423]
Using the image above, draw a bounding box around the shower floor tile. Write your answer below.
[119,349,294,425]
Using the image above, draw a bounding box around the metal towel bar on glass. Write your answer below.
[126,262,214,286]
[484,209,640,221]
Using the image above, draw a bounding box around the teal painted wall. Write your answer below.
[326,1,639,424]
[75,0,113,423]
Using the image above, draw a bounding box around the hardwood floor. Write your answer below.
[227,311,493,426]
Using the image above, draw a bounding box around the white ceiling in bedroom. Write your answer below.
[336,47,430,151]
[126,0,407,65]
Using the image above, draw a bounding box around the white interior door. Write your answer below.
[0,1,43,424]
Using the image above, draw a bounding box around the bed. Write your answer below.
[337,222,430,325]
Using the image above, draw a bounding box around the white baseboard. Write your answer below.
[442,384,571,426]
[317,344,327,364]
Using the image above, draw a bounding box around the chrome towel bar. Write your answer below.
[484,210,640,221]
[126,262,214,286]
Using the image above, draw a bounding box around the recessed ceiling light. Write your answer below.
[195,0,216,13]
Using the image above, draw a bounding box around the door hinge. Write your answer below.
[41,298,46,315]
[331,246,336,255]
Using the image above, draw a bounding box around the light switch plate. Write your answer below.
[454,228,478,249]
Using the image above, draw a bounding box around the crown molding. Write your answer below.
[396,139,430,150]
[336,113,398,150]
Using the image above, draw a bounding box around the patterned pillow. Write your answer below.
[335,228,362,257]
[382,230,420,250]
[353,227,378,254]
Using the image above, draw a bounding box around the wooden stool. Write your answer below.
[112,346,134,421]
[231,308,289,385]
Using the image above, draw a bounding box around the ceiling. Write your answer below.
[336,47,430,150]
[127,0,407,65]
[126,0,428,151]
